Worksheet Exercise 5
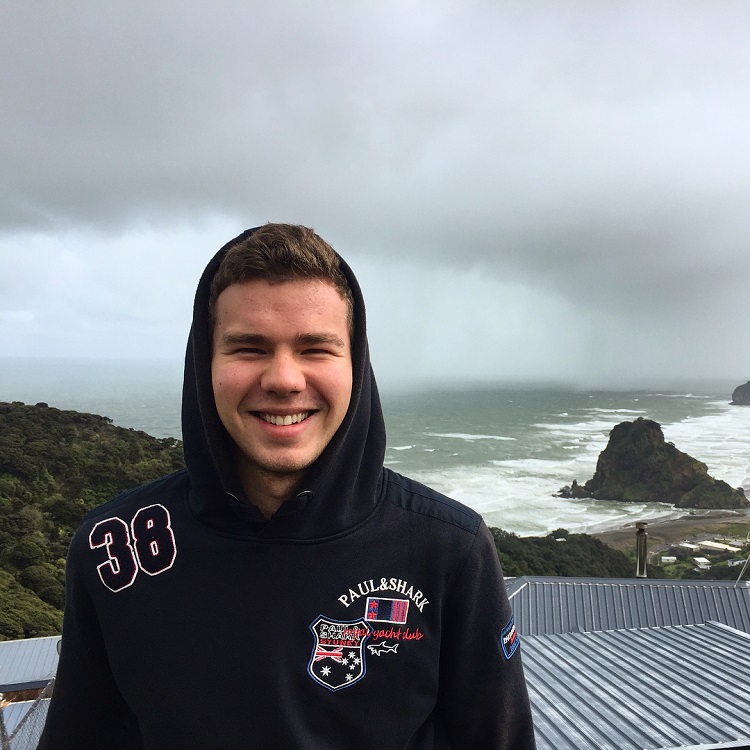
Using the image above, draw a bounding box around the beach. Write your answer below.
[592,509,750,554]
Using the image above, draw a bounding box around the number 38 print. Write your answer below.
[88,504,177,592]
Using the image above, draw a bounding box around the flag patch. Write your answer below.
[501,615,519,660]
[308,616,370,691]
[365,597,409,624]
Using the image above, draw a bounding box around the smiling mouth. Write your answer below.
[256,411,313,426]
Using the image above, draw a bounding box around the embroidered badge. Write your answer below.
[501,615,519,660]
[365,597,409,624]
[308,617,371,691]
[88,504,177,592]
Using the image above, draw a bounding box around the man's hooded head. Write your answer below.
[181,224,386,540]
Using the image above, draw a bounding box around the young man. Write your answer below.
[39,224,536,749]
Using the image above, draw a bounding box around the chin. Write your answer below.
[256,455,319,477]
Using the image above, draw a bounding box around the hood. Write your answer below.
[181,228,386,540]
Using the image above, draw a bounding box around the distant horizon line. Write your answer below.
[0,355,745,399]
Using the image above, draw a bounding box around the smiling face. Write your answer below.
[211,278,353,505]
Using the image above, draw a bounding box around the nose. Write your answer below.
[261,350,306,394]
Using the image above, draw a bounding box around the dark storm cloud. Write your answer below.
[2,1,750,384]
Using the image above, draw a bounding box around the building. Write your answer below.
[699,540,742,554]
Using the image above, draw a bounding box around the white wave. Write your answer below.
[391,445,413,451]
[425,432,516,442]
[653,393,712,399]
[490,458,570,477]
[535,419,620,433]
[587,408,646,414]
[663,404,750,490]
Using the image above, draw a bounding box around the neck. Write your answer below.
[235,458,305,520]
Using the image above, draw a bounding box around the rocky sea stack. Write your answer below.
[558,417,749,509]
[731,381,750,405]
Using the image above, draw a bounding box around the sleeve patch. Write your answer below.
[500,615,519,660]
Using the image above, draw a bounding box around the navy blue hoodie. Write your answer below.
[38,228,536,749]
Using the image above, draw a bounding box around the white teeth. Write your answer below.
[260,412,310,426]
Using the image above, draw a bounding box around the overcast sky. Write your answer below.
[2,1,749,390]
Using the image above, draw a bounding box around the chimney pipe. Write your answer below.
[636,522,648,578]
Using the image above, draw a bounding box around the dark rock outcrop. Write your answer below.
[557,418,749,509]
[731,381,750,405]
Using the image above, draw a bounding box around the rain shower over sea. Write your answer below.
[3,359,749,537]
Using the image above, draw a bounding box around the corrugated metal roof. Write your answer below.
[507,576,750,635]
[0,636,60,691]
[1,699,50,749]
[523,621,750,750]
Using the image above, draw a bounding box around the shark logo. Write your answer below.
[368,641,399,656]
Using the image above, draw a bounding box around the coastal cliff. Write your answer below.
[559,417,748,509]
[731,381,750,405]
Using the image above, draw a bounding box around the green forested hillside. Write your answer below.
[0,401,185,639]
[490,527,635,578]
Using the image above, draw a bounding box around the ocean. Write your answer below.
[2,358,749,537]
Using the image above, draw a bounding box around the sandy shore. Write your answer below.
[591,509,750,553]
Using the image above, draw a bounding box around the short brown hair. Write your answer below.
[208,223,353,334]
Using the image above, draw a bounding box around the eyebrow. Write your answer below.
[218,332,347,349]
[297,332,348,348]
